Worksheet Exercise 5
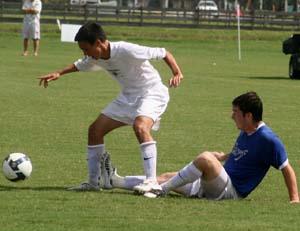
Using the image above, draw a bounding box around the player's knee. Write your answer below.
[195,151,211,160]
[133,121,150,136]
[194,152,214,169]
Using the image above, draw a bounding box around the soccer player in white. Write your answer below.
[38,22,183,192]
[22,0,42,56]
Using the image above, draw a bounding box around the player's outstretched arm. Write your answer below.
[281,163,299,203]
[38,64,78,88]
[163,51,183,88]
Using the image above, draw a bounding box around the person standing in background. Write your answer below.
[22,0,42,56]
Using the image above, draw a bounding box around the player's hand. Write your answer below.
[38,72,60,88]
[211,152,226,161]
[169,73,183,88]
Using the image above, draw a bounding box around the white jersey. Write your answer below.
[22,0,42,24]
[74,41,167,99]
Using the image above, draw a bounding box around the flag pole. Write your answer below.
[237,3,241,61]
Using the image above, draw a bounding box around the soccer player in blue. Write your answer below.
[111,92,299,203]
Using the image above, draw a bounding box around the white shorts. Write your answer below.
[102,84,169,130]
[179,168,240,200]
[23,21,40,39]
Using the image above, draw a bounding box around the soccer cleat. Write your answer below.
[100,152,114,189]
[144,189,165,198]
[110,168,122,187]
[133,179,162,195]
[67,182,100,192]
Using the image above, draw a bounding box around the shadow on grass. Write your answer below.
[1,185,251,201]
[0,184,67,191]
[109,189,182,198]
[0,184,183,198]
[243,76,291,80]
[0,185,134,194]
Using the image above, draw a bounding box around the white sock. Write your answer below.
[112,174,146,190]
[140,141,157,181]
[161,162,202,193]
[87,144,105,186]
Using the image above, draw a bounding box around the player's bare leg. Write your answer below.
[157,172,176,184]
[88,113,126,145]
[193,151,223,181]
[33,39,39,56]
[133,116,154,144]
[23,39,29,56]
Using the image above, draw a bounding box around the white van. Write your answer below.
[98,0,117,7]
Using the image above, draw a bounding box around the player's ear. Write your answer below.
[245,112,253,122]
[95,39,102,47]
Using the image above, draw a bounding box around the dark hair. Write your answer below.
[232,91,263,122]
[74,22,107,44]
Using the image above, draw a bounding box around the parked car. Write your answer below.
[98,0,117,7]
[196,0,218,16]
[70,0,87,6]
[70,0,117,7]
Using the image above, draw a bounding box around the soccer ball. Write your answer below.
[2,153,32,182]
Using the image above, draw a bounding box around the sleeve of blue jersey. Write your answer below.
[269,138,288,170]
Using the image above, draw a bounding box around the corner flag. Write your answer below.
[237,3,241,61]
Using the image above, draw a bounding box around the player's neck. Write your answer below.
[100,41,110,60]
[244,121,263,135]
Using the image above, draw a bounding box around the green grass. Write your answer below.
[0,23,300,231]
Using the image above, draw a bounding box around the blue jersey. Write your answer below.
[224,124,288,198]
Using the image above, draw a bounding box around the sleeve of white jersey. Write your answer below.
[120,42,166,60]
[74,56,103,72]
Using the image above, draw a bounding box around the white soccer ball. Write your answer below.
[2,153,32,182]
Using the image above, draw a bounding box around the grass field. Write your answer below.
[0,23,300,231]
